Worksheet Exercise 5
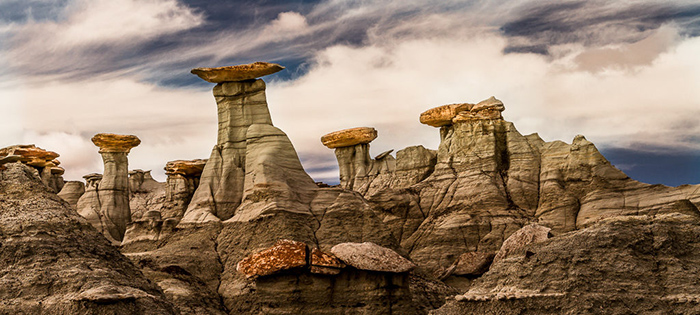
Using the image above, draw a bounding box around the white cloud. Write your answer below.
[32,0,203,46]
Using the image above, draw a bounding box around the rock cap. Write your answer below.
[91,133,141,153]
[236,239,307,278]
[0,145,60,167]
[321,127,378,149]
[330,242,415,273]
[191,62,285,83]
[419,103,473,127]
[164,159,208,176]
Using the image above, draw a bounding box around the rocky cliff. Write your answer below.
[5,61,698,315]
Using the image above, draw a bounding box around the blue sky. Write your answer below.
[1,0,699,186]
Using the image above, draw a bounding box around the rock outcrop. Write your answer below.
[161,159,206,219]
[0,144,65,192]
[434,213,700,314]
[57,181,85,210]
[83,133,141,243]
[0,162,177,314]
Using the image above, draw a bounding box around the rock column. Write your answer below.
[182,62,284,223]
[91,133,141,242]
[321,127,378,190]
[163,159,207,219]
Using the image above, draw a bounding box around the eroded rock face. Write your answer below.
[434,214,700,315]
[182,79,273,223]
[0,163,177,314]
[57,181,85,210]
[0,144,65,192]
[190,62,284,83]
[493,223,551,263]
[331,242,416,273]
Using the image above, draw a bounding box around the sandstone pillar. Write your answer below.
[182,62,284,223]
[91,133,141,242]
[321,127,378,190]
[163,159,207,219]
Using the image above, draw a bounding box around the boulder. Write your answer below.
[236,239,308,278]
[164,159,207,176]
[331,242,416,273]
[191,62,284,83]
[321,127,378,149]
[419,103,472,127]
[310,248,346,275]
[493,223,551,263]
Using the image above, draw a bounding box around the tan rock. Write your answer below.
[0,145,60,167]
[419,103,472,127]
[91,133,141,153]
[331,242,415,273]
[453,96,505,122]
[310,248,346,275]
[191,62,284,83]
[321,127,378,149]
[493,223,551,263]
[236,239,307,278]
[451,251,495,276]
[164,159,208,176]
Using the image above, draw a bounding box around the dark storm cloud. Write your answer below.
[600,147,700,186]
[501,0,700,54]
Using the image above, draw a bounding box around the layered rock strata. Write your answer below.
[330,96,700,283]
[0,144,65,192]
[321,127,437,194]
[89,133,141,242]
[57,181,85,210]
[434,213,700,314]
[182,74,276,223]
[0,163,177,314]
[162,159,206,219]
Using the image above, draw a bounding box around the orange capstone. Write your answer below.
[91,133,141,153]
[191,62,285,83]
[419,103,473,127]
[321,127,378,149]
[164,159,208,176]
[236,239,308,278]
[0,145,60,167]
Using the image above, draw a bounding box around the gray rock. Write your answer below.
[493,223,551,263]
[431,214,700,314]
[331,242,416,273]
[0,163,177,314]
[57,180,85,210]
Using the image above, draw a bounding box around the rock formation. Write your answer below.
[434,213,700,314]
[0,162,177,314]
[0,144,65,192]
[162,159,206,219]
[321,127,437,194]
[57,181,85,210]
[128,169,166,220]
[327,96,700,286]
[87,133,141,243]
[181,64,282,223]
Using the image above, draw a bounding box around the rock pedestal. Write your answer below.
[182,63,287,223]
[321,127,378,190]
[0,144,65,192]
[163,159,207,219]
[91,133,141,242]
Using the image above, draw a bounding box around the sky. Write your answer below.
[1,0,699,186]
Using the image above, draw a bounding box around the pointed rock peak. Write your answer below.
[91,133,141,153]
[472,96,504,112]
[420,103,473,127]
[572,134,588,143]
[191,62,285,83]
[321,127,378,149]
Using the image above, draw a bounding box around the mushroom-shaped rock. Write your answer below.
[164,159,208,176]
[91,133,141,153]
[493,223,551,263]
[419,103,472,127]
[236,239,308,278]
[330,242,415,273]
[191,62,284,83]
[321,127,378,149]
[310,248,346,275]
